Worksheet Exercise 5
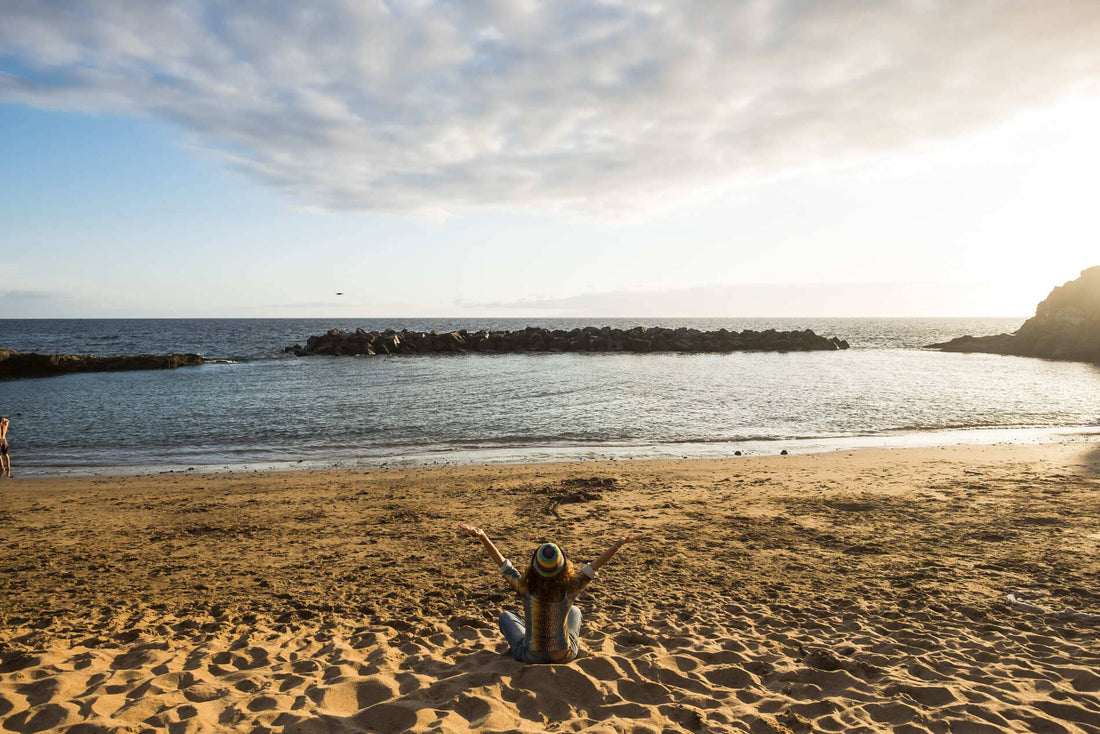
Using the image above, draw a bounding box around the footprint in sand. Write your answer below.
[350,700,437,734]
[704,664,760,689]
[182,683,226,703]
[6,702,80,732]
[312,676,398,714]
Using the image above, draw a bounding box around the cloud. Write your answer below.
[2,1,1099,214]
[0,289,76,317]
[459,281,1040,318]
[0,289,52,300]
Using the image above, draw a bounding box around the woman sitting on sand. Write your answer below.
[458,523,644,663]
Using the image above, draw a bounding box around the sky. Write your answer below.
[2,1,1099,318]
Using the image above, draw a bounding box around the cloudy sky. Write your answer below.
[2,0,1099,318]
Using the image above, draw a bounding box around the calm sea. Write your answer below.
[2,318,1098,476]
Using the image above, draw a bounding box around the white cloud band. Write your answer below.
[3,1,1099,214]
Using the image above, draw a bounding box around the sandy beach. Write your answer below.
[2,442,1099,733]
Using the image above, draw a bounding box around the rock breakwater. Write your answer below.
[927,266,1100,363]
[0,349,204,380]
[290,326,850,356]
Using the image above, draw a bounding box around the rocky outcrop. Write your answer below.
[0,349,204,380]
[290,326,850,357]
[927,266,1100,363]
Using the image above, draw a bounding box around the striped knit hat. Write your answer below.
[532,542,566,578]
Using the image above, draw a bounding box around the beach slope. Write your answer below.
[2,443,1099,733]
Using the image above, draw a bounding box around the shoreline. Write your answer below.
[16,423,1100,478]
[3,442,1099,733]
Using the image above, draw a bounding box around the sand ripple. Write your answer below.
[2,598,1099,733]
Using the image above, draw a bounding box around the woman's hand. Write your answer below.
[458,523,506,566]
[457,523,484,538]
[592,531,646,571]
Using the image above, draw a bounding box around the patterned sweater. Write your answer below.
[500,559,596,656]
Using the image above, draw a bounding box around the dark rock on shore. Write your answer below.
[0,349,204,380]
[291,326,850,357]
[926,266,1100,363]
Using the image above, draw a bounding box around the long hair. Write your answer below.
[522,547,577,599]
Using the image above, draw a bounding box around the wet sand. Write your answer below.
[2,443,1099,733]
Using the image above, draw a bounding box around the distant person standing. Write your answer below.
[0,416,10,478]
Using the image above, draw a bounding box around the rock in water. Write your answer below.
[291,326,851,357]
[927,266,1100,363]
[0,349,204,380]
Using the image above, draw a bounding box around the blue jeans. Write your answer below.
[498,607,582,663]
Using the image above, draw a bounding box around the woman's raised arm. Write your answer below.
[590,532,646,572]
[458,523,507,567]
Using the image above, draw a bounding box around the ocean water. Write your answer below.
[1,318,1098,475]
